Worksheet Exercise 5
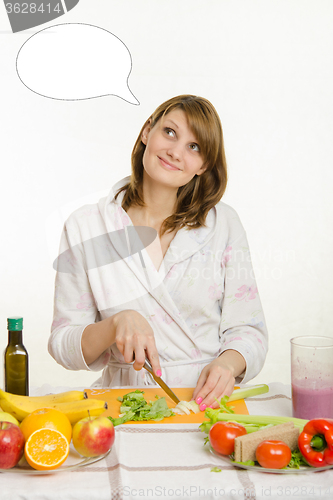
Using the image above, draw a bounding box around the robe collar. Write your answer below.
[102,176,217,270]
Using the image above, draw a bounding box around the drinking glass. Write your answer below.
[290,336,333,419]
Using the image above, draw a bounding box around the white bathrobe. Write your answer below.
[49,176,268,387]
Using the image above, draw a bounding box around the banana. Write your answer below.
[32,390,86,404]
[0,389,85,406]
[0,390,47,421]
[0,399,26,421]
[0,390,107,424]
[52,399,108,425]
[0,389,94,422]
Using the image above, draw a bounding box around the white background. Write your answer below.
[0,0,332,389]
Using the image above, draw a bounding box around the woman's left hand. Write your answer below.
[192,350,246,411]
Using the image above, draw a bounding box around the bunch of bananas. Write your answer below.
[0,389,108,424]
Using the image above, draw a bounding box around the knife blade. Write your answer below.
[143,358,180,404]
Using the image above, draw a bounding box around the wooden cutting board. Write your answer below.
[84,387,249,424]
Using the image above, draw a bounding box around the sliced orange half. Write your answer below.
[24,428,70,471]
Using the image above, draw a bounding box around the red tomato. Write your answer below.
[256,440,291,469]
[209,421,247,456]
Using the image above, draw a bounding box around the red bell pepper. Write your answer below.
[298,419,333,467]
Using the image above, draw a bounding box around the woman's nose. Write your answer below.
[166,143,183,160]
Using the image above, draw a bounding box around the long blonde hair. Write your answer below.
[115,95,228,236]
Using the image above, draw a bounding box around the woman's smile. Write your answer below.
[157,156,182,171]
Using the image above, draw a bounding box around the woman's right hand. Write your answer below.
[112,310,162,377]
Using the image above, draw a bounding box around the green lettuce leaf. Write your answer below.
[287,449,308,469]
[108,390,175,426]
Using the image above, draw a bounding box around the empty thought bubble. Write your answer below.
[16,23,139,104]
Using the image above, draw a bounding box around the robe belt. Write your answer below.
[107,357,216,370]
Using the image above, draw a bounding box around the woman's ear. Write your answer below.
[141,119,152,145]
[196,163,208,176]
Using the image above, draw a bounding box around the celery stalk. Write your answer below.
[228,384,269,402]
[200,410,308,434]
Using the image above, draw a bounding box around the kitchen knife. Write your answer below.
[143,358,180,404]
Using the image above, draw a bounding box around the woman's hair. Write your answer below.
[115,94,228,236]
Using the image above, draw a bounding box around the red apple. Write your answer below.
[72,416,115,457]
[0,422,25,469]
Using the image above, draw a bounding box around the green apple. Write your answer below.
[72,415,115,457]
[0,412,19,426]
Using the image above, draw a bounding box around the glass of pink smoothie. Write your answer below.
[291,336,333,419]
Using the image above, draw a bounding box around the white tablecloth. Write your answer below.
[1,383,333,500]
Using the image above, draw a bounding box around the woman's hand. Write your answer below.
[113,310,162,377]
[192,350,246,411]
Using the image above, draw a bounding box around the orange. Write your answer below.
[20,408,72,444]
[25,428,70,471]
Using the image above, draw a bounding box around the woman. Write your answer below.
[49,95,268,411]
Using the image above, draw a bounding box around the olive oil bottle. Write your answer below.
[4,317,29,395]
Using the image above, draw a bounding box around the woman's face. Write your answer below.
[141,108,206,189]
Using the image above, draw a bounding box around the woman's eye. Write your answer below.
[164,127,175,137]
[189,143,200,152]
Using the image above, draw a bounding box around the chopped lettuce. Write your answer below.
[108,390,175,426]
[287,449,308,469]
[210,467,222,472]
[231,459,256,466]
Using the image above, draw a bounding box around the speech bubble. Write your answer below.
[16,23,139,104]
[4,0,80,33]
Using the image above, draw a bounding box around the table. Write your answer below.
[1,383,333,500]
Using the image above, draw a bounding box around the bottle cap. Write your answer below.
[7,317,23,331]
